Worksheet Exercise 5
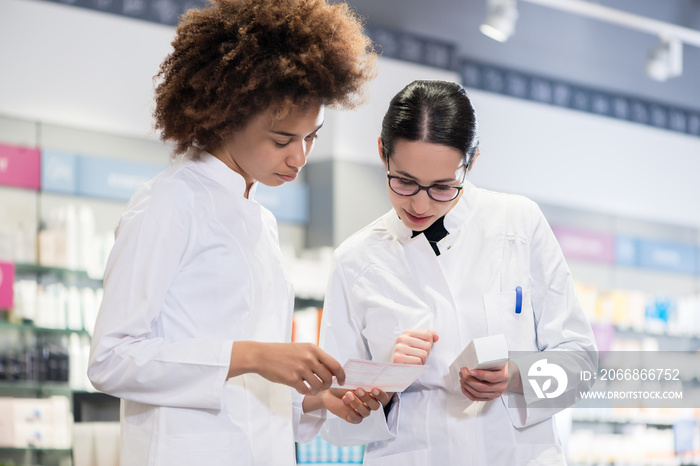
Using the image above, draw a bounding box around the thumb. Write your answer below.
[431,331,440,343]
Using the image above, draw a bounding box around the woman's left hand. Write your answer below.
[320,388,392,424]
[459,362,511,401]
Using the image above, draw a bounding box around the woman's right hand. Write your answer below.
[228,341,345,395]
[390,329,439,365]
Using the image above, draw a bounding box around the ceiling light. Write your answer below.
[646,37,683,81]
[480,0,519,42]
[520,0,699,83]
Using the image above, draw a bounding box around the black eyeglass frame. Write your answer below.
[385,157,469,202]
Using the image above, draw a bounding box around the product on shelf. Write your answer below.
[0,395,73,449]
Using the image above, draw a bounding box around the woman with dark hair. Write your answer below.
[319,80,597,465]
[87,1,387,464]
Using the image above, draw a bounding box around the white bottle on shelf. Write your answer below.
[65,204,79,270]
[79,205,96,273]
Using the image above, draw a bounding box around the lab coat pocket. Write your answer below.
[483,289,537,351]
[363,448,428,466]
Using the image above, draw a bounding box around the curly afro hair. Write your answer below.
[153,0,377,157]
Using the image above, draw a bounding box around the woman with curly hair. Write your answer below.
[87,1,384,464]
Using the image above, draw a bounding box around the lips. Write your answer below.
[276,172,297,182]
[404,210,432,226]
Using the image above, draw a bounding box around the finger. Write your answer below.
[343,392,371,418]
[462,376,499,394]
[392,353,425,365]
[466,371,508,393]
[309,362,334,390]
[461,378,502,400]
[316,350,345,386]
[431,331,440,343]
[371,388,392,406]
[461,380,491,401]
[294,380,312,396]
[461,383,475,400]
[355,390,381,411]
[469,369,507,384]
[344,408,363,424]
[401,330,437,346]
[302,374,324,395]
[329,387,350,398]
[396,336,433,352]
[395,344,429,362]
[460,380,489,401]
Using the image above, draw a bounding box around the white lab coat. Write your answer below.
[320,181,597,466]
[88,153,323,466]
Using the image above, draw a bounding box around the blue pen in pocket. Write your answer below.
[515,286,522,314]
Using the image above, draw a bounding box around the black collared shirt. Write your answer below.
[412,216,449,256]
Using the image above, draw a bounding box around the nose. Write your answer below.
[411,189,431,215]
[288,140,311,169]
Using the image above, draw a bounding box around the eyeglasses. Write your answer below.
[386,158,467,202]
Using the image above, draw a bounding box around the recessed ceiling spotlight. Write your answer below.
[646,37,683,81]
[480,0,519,42]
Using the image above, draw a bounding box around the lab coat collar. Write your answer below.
[196,152,259,199]
[385,181,475,244]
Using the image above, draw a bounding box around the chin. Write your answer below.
[260,178,285,187]
[401,218,430,231]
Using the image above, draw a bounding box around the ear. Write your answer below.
[468,149,480,172]
[377,137,386,165]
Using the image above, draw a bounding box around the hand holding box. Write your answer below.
[449,334,509,384]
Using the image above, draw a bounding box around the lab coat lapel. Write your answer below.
[404,235,455,317]
[385,210,455,329]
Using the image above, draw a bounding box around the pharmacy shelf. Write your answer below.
[612,326,700,342]
[0,320,89,336]
[0,382,72,395]
[571,411,678,427]
[14,262,102,283]
[0,446,74,466]
[0,447,72,453]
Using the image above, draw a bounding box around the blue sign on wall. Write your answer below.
[77,157,164,202]
[41,149,78,194]
[636,239,696,275]
[615,236,638,267]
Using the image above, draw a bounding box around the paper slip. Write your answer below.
[331,359,429,392]
[448,334,509,383]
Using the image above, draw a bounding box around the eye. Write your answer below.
[305,133,319,141]
[397,178,417,187]
[274,140,291,148]
[431,184,453,192]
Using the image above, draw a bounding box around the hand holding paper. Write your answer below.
[331,359,429,392]
[317,387,391,424]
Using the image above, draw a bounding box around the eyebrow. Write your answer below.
[395,170,458,184]
[270,123,324,138]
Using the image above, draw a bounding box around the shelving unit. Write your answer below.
[0,447,74,466]
[14,263,101,284]
[540,203,700,466]
[0,125,147,465]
